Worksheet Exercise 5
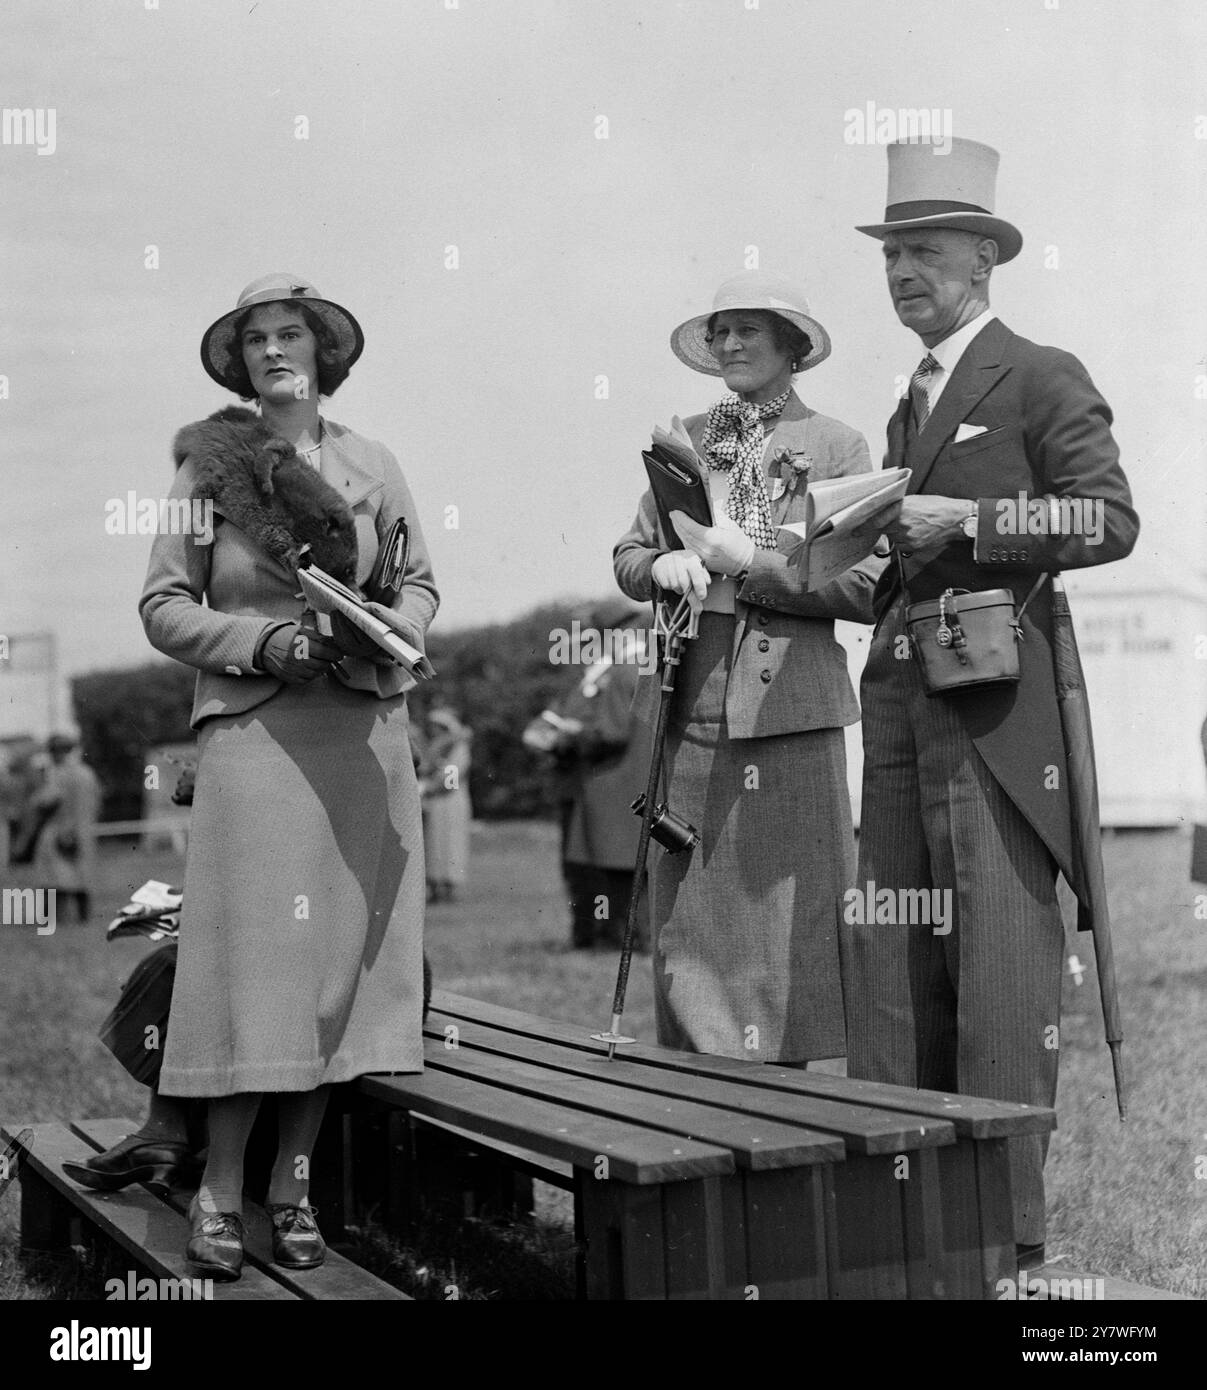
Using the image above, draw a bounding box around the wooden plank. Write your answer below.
[828,1152,908,1300]
[898,1145,948,1299]
[410,1113,574,1189]
[577,1181,667,1301]
[358,1072,732,1185]
[660,1175,726,1300]
[10,1122,293,1302]
[931,1141,985,1299]
[973,1136,1017,1299]
[432,991,1055,1140]
[425,1012,947,1159]
[421,1028,849,1169]
[70,1118,410,1301]
[411,1114,570,1180]
[740,1166,830,1301]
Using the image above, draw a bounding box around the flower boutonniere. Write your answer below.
[769,448,813,501]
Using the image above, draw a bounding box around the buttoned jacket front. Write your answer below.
[614,392,884,739]
[872,317,1139,879]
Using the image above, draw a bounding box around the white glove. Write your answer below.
[671,510,757,578]
[651,549,711,615]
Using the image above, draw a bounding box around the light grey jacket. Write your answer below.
[140,418,439,730]
[613,392,883,739]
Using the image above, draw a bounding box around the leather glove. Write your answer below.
[671,510,757,578]
[651,550,711,614]
[329,610,383,660]
[258,620,343,683]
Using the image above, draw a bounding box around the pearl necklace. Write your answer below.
[298,422,324,464]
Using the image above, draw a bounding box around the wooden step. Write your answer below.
[4,1120,292,1302]
[71,1119,410,1301]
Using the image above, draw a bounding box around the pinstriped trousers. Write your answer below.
[842,597,1065,1247]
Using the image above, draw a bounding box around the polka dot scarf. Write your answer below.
[701,387,792,550]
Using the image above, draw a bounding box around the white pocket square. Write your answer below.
[954,423,989,443]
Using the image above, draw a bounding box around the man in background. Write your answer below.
[526,600,654,951]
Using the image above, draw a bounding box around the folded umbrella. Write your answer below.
[1051,574,1125,1119]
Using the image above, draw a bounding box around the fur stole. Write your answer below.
[172,406,358,584]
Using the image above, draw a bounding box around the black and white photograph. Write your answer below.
[0,0,1203,1349]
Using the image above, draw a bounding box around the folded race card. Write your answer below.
[777,467,911,590]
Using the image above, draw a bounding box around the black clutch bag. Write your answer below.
[98,944,177,1086]
[642,445,714,551]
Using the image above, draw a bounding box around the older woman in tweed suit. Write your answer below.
[614,270,882,1066]
[140,273,437,1279]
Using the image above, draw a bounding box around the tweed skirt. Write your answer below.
[159,675,425,1097]
[651,614,852,1064]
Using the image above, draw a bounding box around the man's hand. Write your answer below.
[651,549,711,613]
[855,496,971,551]
[671,510,757,577]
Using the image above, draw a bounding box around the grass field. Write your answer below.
[2,821,1204,1299]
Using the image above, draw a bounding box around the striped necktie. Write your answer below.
[909,353,939,432]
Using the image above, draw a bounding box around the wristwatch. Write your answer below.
[960,503,978,541]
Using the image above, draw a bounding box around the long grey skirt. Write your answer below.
[159,675,425,1097]
[652,614,852,1064]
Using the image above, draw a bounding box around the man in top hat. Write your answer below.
[844,138,1139,1268]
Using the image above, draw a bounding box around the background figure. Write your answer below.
[0,750,22,872]
[419,706,473,903]
[614,271,881,1064]
[531,599,654,951]
[30,732,101,922]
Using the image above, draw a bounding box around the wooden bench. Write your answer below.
[320,989,1058,1300]
[2,1118,410,1301]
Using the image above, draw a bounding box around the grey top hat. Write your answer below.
[670,270,832,376]
[856,138,1022,263]
[200,272,365,392]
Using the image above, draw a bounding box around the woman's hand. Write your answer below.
[651,549,711,613]
[258,620,343,683]
[671,511,756,578]
[329,611,383,660]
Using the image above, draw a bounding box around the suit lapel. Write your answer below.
[906,318,1013,494]
[319,421,385,508]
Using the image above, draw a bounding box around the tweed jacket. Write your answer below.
[872,316,1139,880]
[614,392,884,739]
[140,418,439,730]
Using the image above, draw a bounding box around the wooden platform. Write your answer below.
[3,1118,410,1301]
[331,989,1062,1300]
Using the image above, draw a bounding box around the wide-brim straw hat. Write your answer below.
[200,272,365,392]
[670,270,832,376]
[856,137,1022,264]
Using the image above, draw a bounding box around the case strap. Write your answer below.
[895,547,1051,622]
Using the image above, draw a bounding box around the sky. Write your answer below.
[1,0,1204,714]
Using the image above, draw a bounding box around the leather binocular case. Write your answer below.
[906,587,1025,696]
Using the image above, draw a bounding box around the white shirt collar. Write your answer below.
[926,308,997,378]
